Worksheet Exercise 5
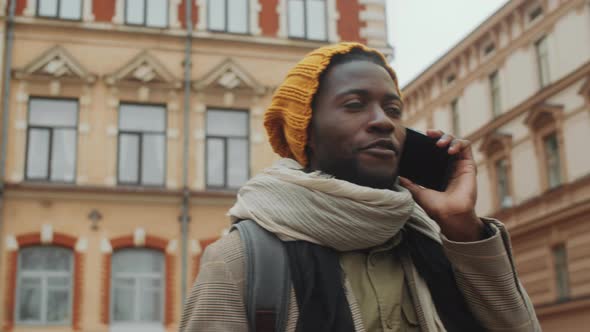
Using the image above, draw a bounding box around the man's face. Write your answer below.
[308,60,406,189]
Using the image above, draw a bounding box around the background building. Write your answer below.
[0,1,391,331]
[402,0,590,330]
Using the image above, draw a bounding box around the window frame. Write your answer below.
[450,98,460,136]
[15,246,74,326]
[207,0,250,34]
[110,248,165,325]
[494,157,512,209]
[116,102,168,187]
[124,0,169,28]
[287,0,328,41]
[24,97,79,183]
[489,71,501,117]
[205,108,250,190]
[524,104,567,192]
[36,0,83,21]
[535,36,550,88]
[480,133,514,212]
[542,131,562,189]
[552,243,570,302]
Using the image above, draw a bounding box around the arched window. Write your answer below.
[111,248,165,327]
[16,246,73,324]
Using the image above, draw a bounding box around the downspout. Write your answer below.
[0,0,16,279]
[180,0,193,308]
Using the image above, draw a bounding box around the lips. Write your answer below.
[362,139,399,156]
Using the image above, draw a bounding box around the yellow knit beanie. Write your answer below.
[264,42,402,167]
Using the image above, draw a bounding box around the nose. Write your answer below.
[367,103,394,134]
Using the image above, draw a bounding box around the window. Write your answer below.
[208,0,249,33]
[495,158,512,208]
[125,0,168,28]
[529,5,543,22]
[206,109,249,189]
[111,249,164,324]
[451,98,460,136]
[37,0,82,20]
[484,43,495,56]
[543,132,561,188]
[16,246,73,324]
[535,36,550,88]
[489,71,501,116]
[446,74,456,85]
[118,104,166,186]
[553,244,570,301]
[288,0,327,41]
[26,98,78,182]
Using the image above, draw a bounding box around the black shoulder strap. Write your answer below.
[232,220,291,332]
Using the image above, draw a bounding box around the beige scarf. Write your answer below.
[229,158,442,251]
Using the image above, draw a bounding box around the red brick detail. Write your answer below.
[259,0,279,37]
[14,0,26,15]
[100,253,112,324]
[191,237,218,280]
[337,0,366,44]
[110,235,134,250]
[179,0,198,29]
[54,233,77,248]
[145,235,167,251]
[93,0,116,22]
[72,252,84,330]
[3,251,17,331]
[164,254,175,326]
[16,233,41,247]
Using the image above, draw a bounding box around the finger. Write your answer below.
[426,129,444,139]
[448,138,469,155]
[399,176,426,194]
[436,134,455,148]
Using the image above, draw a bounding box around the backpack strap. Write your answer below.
[232,220,291,332]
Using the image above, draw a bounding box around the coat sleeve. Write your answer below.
[441,218,542,332]
[179,231,249,332]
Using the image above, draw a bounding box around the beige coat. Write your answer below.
[180,219,541,332]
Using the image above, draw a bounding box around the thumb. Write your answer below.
[399,176,429,200]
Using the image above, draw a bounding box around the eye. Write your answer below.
[343,99,364,109]
[384,106,402,118]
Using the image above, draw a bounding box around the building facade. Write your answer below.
[0,1,391,332]
[402,0,590,330]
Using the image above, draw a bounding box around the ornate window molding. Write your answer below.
[192,58,266,95]
[14,45,97,85]
[105,51,180,90]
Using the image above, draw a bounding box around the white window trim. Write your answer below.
[277,0,338,41]
[196,0,207,30]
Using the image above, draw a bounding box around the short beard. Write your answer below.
[312,155,396,190]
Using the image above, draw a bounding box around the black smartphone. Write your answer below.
[397,128,457,192]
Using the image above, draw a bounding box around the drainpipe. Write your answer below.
[180,0,193,308]
[0,0,16,281]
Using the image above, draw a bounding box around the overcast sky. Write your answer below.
[387,0,509,88]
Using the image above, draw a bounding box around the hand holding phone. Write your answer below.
[398,128,484,242]
[398,128,457,192]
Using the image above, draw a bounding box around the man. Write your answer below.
[180,43,540,331]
